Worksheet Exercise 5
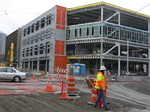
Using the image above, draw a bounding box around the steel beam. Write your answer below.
[104,11,119,22]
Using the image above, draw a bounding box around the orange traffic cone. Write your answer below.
[32,75,36,79]
[46,77,53,91]
[48,84,52,91]
[60,86,68,99]
[46,85,49,90]
[46,84,53,91]
[40,72,44,78]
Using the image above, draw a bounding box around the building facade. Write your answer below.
[20,5,68,73]
[20,2,150,76]
[66,2,150,76]
[5,28,22,67]
[0,32,7,61]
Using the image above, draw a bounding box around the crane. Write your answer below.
[5,43,14,67]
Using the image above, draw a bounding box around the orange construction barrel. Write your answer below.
[67,77,76,92]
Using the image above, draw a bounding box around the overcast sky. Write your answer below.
[0,0,150,35]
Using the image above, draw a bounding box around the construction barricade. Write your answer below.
[45,74,78,99]
[45,67,79,99]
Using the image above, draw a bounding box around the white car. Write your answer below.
[0,67,26,82]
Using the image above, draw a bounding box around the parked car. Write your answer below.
[0,67,26,82]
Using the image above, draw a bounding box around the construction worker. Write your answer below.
[93,66,110,111]
[107,70,112,80]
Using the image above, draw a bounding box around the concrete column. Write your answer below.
[37,59,39,71]
[20,61,22,68]
[28,60,30,70]
[31,61,33,70]
[118,42,120,76]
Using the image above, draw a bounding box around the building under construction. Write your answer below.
[66,2,150,76]
[20,2,150,76]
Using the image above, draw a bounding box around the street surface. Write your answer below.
[75,77,150,112]
[0,75,149,112]
[107,82,150,111]
[0,78,48,95]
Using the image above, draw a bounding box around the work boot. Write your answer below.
[105,107,110,111]
[93,105,97,108]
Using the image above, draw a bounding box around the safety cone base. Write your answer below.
[60,96,74,100]
[32,76,36,79]
[60,96,68,99]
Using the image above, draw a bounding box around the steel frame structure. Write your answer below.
[66,2,150,76]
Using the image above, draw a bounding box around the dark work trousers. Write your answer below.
[94,89,108,108]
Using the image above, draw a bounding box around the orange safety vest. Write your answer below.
[94,72,107,90]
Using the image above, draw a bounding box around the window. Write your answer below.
[23,28,26,36]
[79,28,82,36]
[31,36,34,44]
[46,28,52,39]
[23,40,26,46]
[46,42,51,53]
[46,14,52,25]
[35,34,39,43]
[40,36,44,41]
[41,17,45,28]
[26,48,29,56]
[36,21,40,31]
[92,27,94,35]
[87,27,89,36]
[46,34,50,39]
[34,45,38,55]
[6,68,16,73]
[31,23,35,33]
[30,47,33,56]
[40,44,44,54]
[0,68,5,72]
[99,26,101,35]
[75,29,77,37]
[22,49,25,57]
[27,26,30,35]
[26,37,30,45]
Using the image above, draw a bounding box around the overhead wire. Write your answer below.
[0,10,40,15]
[0,10,40,31]
[137,4,150,11]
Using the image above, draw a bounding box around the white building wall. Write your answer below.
[20,5,67,73]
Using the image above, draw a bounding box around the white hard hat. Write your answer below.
[99,66,106,71]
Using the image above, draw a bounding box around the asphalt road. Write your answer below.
[107,82,150,110]
[75,78,150,112]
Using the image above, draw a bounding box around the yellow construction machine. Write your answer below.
[0,43,14,67]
